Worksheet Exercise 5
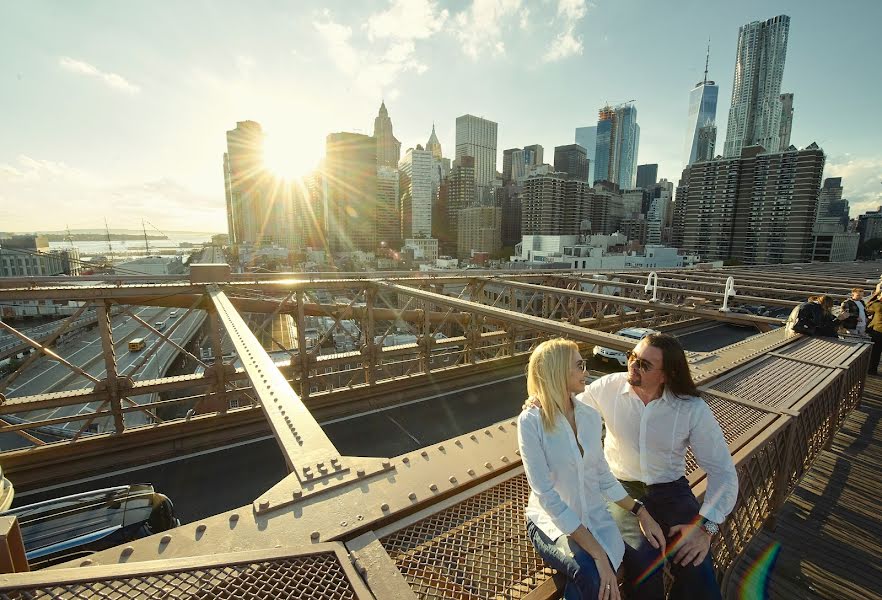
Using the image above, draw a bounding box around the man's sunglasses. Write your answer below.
[626,350,656,373]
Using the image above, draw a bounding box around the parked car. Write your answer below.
[2,484,179,569]
[592,327,660,367]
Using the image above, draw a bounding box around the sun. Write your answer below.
[262,130,321,180]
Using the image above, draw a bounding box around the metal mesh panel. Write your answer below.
[380,475,549,599]
[710,357,828,409]
[0,552,360,600]
[775,336,857,365]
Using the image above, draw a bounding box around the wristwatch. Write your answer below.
[630,499,645,516]
[699,517,720,537]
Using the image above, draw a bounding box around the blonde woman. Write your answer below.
[519,339,665,600]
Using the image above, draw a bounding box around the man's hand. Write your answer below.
[521,396,541,412]
[668,522,711,567]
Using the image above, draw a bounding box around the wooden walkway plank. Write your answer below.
[724,375,882,600]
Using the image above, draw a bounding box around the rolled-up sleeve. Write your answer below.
[690,402,738,524]
[517,410,581,535]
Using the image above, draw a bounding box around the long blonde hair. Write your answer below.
[527,338,578,431]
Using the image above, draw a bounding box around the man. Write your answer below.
[578,333,738,599]
[840,288,867,336]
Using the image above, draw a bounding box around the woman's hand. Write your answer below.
[637,508,666,553]
[594,557,620,600]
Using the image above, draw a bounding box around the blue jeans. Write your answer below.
[611,478,722,600]
[527,519,609,600]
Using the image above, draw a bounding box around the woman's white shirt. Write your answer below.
[518,401,628,569]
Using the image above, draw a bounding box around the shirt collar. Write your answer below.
[621,378,668,403]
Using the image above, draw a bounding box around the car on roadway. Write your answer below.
[592,327,660,367]
[169,311,178,319]
[2,484,179,570]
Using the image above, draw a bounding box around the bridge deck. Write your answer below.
[724,374,882,600]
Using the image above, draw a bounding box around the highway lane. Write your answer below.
[13,323,762,522]
[4,307,206,437]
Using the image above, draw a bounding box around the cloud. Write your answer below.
[824,155,882,216]
[453,0,523,60]
[314,6,438,99]
[58,56,140,94]
[367,0,449,41]
[0,155,224,231]
[542,0,589,63]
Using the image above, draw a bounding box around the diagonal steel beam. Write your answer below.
[207,286,341,477]
[0,321,100,385]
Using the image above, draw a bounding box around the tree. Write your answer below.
[858,238,882,259]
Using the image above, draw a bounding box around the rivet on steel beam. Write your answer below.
[429,484,438,491]
[484,429,492,436]
[196,524,207,533]
[501,456,509,463]
[160,534,172,544]
[510,420,517,427]
[438,445,445,451]
[467,469,475,476]
[470,434,477,441]
[311,531,320,541]
[80,559,93,567]
[357,514,364,521]
[421,450,428,457]
[408,492,417,500]
[515,449,521,456]
[340,520,348,527]
[293,490,303,498]
[382,460,391,468]
[229,513,239,522]
[402,456,410,464]
[121,546,134,556]
[498,424,505,431]
[357,468,365,477]
[259,499,270,510]
[449,476,457,484]
[455,440,463,447]
[484,462,492,469]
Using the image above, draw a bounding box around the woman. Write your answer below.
[518,339,665,600]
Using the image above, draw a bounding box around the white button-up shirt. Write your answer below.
[518,401,628,568]
[577,372,738,525]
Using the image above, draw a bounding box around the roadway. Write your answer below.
[1,307,205,447]
[12,322,760,523]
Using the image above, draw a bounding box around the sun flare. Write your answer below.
[262,131,320,180]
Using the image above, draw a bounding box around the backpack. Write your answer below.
[840,299,859,330]
[791,302,816,335]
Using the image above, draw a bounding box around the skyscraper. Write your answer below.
[455,115,498,189]
[723,15,791,156]
[683,46,719,166]
[636,164,658,189]
[778,93,794,150]
[675,143,825,264]
[426,124,443,161]
[325,132,377,252]
[553,145,590,182]
[398,146,434,240]
[374,101,401,168]
[523,144,544,167]
[224,121,265,246]
[438,156,476,256]
[594,103,640,187]
[574,126,597,184]
[376,166,400,247]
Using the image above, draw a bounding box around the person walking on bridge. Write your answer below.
[578,333,738,599]
[518,338,666,600]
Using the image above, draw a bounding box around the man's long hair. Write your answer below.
[643,333,699,399]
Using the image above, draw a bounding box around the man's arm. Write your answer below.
[690,401,739,524]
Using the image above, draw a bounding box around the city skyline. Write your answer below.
[2,1,881,232]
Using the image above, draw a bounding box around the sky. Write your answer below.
[2,0,881,234]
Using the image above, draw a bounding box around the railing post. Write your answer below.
[295,291,311,401]
[208,304,228,414]
[720,277,736,312]
[363,285,377,386]
[96,300,124,434]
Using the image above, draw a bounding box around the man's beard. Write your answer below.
[627,372,641,387]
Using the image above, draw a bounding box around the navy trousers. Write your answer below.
[610,477,722,600]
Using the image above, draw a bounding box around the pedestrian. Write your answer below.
[839,288,867,335]
[577,333,738,599]
[787,295,838,337]
[518,338,665,600]
[864,283,882,375]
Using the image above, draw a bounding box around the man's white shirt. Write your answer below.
[518,401,628,568]
[577,372,738,525]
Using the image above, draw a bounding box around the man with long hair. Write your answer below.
[578,333,738,599]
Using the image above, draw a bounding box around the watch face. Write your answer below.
[702,521,720,536]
